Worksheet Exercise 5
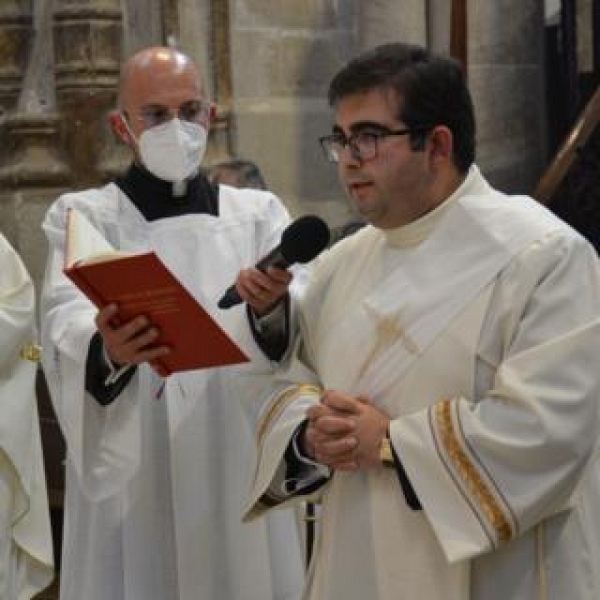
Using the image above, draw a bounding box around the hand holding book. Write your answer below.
[63,208,249,377]
[94,303,172,377]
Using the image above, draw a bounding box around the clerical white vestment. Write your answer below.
[245,167,600,600]
[0,234,54,599]
[41,185,305,600]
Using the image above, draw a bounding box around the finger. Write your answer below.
[233,269,261,303]
[329,460,359,471]
[304,427,321,449]
[264,267,293,286]
[99,311,148,346]
[255,282,287,306]
[103,320,155,365]
[123,326,161,353]
[242,276,276,308]
[246,279,267,300]
[244,269,274,294]
[315,435,357,459]
[248,269,291,302]
[110,315,151,346]
[113,332,171,366]
[321,391,362,415]
[95,303,120,330]
[127,344,171,366]
[237,268,291,316]
[305,424,347,447]
[312,415,356,436]
[306,404,332,420]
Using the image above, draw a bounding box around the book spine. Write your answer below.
[64,208,73,269]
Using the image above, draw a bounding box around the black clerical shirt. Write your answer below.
[115,163,219,221]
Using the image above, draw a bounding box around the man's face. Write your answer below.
[120,51,211,142]
[332,88,435,229]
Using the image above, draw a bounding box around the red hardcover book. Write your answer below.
[63,208,249,377]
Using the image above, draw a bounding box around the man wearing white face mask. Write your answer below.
[118,102,208,192]
[40,47,304,600]
[129,115,208,184]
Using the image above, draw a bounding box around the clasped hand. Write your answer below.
[303,391,390,471]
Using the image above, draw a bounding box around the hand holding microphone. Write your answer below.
[233,268,293,316]
[218,215,330,310]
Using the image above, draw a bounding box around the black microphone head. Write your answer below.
[280,215,330,264]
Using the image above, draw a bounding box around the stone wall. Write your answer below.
[1,0,548,284]
[227,0,353,221]
[469,0,545,194]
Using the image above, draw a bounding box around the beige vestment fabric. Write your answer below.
[245,167,600,600]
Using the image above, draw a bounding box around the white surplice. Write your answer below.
[0,234,54,599]
[245,167,600,600]
[41,184,305,600]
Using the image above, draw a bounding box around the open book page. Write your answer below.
[65,208,130,267]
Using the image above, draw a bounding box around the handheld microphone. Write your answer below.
[218,214,330,309]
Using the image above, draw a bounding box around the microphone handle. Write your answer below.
[255,247,291,271]
[217,285,243,309]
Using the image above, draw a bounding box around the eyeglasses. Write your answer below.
[129,100,212,128]
[319,127,428,163]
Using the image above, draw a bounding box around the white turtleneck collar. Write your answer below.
[383,165,483,249]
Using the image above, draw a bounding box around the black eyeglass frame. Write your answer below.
[318,125,432,163]
[123,99,213,129]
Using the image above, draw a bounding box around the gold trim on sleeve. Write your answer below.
[256,384,321,447]
[433,399,514,545]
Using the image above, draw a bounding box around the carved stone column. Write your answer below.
[0,0,32,115]
[0,114,70,186]
[469,0,545,193]
[228,0,357,222]
[204,0,232,164]
[0,0,33,178]
[0,0,69,190]
[175,0,233,165]
[53,0,125,184]
[0,0,70,284]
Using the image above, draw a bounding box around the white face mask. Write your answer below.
[136,118,207,182]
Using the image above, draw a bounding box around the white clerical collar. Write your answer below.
[384,165,481,249]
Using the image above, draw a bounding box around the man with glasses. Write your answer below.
[244,43,600,600]
[40,47,304,600]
